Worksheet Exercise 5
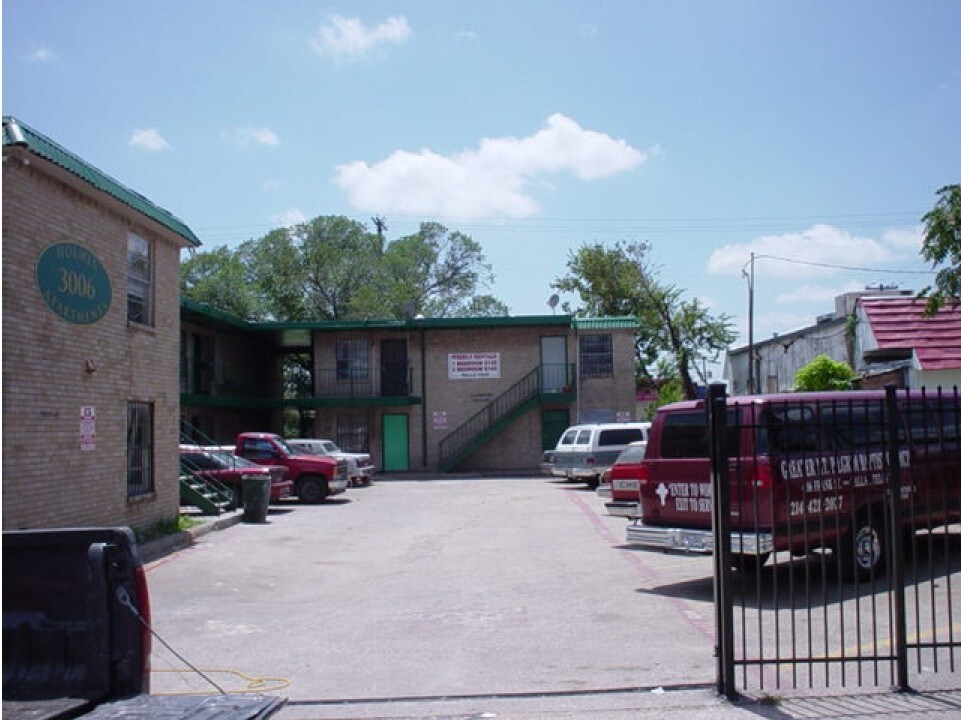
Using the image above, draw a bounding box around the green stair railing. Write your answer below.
[179,471,236,515]
[179,419,237,514]
[438,365,574,472]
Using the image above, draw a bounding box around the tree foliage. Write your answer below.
[793,354,859,391]
[180,245,264,319]
[552,241,737,400]
[919,184,961,315]
[181,216,507,321]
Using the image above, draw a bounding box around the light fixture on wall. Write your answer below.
[85,359,98,374]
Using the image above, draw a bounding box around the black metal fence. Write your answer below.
[708,385,961,696]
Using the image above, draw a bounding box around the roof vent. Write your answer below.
[817,313,835,324]
[5,117,26,145]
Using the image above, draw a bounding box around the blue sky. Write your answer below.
[4,1,960,372]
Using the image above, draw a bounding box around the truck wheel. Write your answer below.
[297,475,329,504]
[839,509,885,581]
[731,552,770,574]
[586,475,600,490]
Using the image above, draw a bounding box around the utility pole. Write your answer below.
[743,252,756,394]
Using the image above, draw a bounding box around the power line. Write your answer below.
[754,254,932,275]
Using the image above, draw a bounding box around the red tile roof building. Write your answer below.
[857,296,961,387]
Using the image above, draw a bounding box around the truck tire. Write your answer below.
[731,552,770,574]
[297,475,329,504]
[839,508,885,581]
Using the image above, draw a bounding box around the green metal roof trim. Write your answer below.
[180,302,641,334]
[181,298,256,331]
[573,316,641,330]
[3,116,200,247]
[247,314,575,332]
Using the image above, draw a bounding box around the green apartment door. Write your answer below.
[541,408,569,450]
[382,413,409,471]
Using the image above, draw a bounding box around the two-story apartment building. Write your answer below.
[180,303,640,473]
[3,116,199,531]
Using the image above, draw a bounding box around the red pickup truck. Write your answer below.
[3,527,284,719]
[235,432,349,503]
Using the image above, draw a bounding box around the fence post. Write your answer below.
[709,382,736,698]
[885,384,910,691]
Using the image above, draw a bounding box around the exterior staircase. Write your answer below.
[178,419,237,515]
[179,471,236,515]
[438,364,574,472]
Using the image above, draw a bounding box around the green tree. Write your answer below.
[919,184,961,315]
[552,241,736,399]
[181,217,506,321]
[793,354,858,391]
[240,216,382,321]
[181,245,264,320]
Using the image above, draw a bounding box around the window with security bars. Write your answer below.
[127,233,153,325]
[336,413,370,453]
[578,334,613,378]
[336,340,370,381]
[127,401,154,497]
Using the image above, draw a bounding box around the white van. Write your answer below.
[551,422,651,489]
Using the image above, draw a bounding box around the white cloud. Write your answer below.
[221,126,280,147]
[311,14,411,64]
[773,280,866,306]
[334,113,647,219]
[707,224,911,279]
[128,128,171,152]
[27,47,56,62]
[881,226,923,251]
[271,208,307,228]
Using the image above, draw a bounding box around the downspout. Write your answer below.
[574,319,581,424]
[420,323,428,468]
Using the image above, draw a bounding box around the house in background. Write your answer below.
[3,116,199,531]
[724,290,961,393]
[855,295,961,389]
[181,303,641,473]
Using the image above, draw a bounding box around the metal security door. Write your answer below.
[382,413,409,471]
[381,339,408,397]
[540,336,568,392]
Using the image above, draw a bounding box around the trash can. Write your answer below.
[241,475,271,523]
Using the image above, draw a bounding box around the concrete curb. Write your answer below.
[140,509,244,563]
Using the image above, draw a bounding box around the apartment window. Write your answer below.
[127,233,152,325]
[336,340,369,381]
[579,334,613,378]
[127,401,155,497]
[337,413,371,453]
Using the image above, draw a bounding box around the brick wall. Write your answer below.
[2,154,184,532]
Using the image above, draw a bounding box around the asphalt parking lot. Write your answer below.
[143,476,961,719]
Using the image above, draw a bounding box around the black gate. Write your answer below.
[708,384,961,696]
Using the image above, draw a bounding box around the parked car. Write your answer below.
[603,440,648,517]
[234,432,348,503]
[179,445,292,502]
[287,438,375,487]
[540,449,555,476]
[551,422,651,489]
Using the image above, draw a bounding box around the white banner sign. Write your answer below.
[448,352,501,379]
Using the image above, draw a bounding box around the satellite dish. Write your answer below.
[548,294,559,309]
